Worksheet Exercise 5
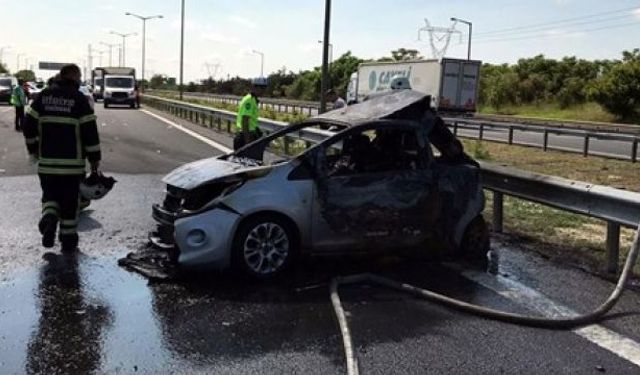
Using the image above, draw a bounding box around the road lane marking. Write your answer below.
[459,268,640,367]
[140,109,233,154]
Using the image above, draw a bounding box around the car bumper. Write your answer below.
[105,96,134,103]
[152,204,239,269]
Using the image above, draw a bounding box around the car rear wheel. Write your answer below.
[232,214,297,278]
[459,215,490,260]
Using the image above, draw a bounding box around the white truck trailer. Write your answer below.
[346,58,481,113]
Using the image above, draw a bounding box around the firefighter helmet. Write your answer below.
[80,172,117,200]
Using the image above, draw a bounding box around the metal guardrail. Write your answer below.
[149,90,640,162]
[149,90,322,116]
[448,119,640,162]
[143,94,640,273]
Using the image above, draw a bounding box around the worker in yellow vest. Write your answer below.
[234,77,267,150]
[10,79,27,132]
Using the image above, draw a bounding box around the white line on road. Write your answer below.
[459,268,640,367]
[140,109,233,154]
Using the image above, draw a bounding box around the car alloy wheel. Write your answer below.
[242,221,290,276]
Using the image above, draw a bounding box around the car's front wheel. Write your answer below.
[232,214,297,278]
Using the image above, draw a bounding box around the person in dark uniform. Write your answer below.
[23,64,101,252]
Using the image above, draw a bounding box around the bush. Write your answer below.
[557,77,587,109]
[590,60,640,120]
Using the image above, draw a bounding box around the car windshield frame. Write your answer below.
[227,120,348,165]
[105,77,134,89]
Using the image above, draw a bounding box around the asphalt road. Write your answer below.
[2,103,640,374]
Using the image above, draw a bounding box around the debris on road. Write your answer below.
[118,245,179,281]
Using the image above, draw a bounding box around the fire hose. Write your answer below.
[330,222,640,375]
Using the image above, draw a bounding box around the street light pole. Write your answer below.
[100,42,118,66]
[179,0,185,100]
[319,0,332,114]
[126,12,163,89]
[251,50,264,77]
[451,17,472,60]
[16,53,25,72]
[110,31,137,67]
[0,46,10,65]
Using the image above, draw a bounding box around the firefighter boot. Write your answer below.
[60,233,79,254]
[39,214,59,248]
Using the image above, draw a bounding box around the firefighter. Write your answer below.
[234,77,267,150]
[10,79,27,131]
[23,64,101,252]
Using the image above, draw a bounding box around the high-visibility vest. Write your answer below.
[236,94,259,131]
[10,86,26,107]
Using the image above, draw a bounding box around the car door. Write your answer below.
[310,122,439,253]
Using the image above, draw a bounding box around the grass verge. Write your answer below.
[468,140,640,273]
[478,102,617,124]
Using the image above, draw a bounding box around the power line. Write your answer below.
[474,20,640,44]
[474,5,640,36]
[474,13,637,39]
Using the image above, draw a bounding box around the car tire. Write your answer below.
[232,214,297,278]
[459,215,490,260]
[104,101,109,109]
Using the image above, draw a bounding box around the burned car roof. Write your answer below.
[309,90,431,127]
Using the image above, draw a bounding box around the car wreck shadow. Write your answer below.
[145,253,490,367]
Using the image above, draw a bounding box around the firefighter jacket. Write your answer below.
[23,79,101,175]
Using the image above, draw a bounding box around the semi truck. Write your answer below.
[93,67,137,108]
[346,58,481,113]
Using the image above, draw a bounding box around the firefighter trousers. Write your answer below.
[39,174,82,245]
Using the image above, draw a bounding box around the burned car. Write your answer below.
[151,90,488,277]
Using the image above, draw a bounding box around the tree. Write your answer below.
[0,63,7,74]
[328,51,363,97]
[590,55,640,120]
[15,69,36,82]
[622,48,640,63]
[557,77,587,109]
[149,74,167,89]
[390,48,421,61]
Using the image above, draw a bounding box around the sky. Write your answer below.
[1,0,639,82]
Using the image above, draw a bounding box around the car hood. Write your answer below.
[162,157,268,190]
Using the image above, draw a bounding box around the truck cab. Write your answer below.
[103,75,136,108]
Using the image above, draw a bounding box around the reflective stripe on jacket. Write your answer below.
[23,80,101,175]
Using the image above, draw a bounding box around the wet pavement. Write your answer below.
[2,105,640,374]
